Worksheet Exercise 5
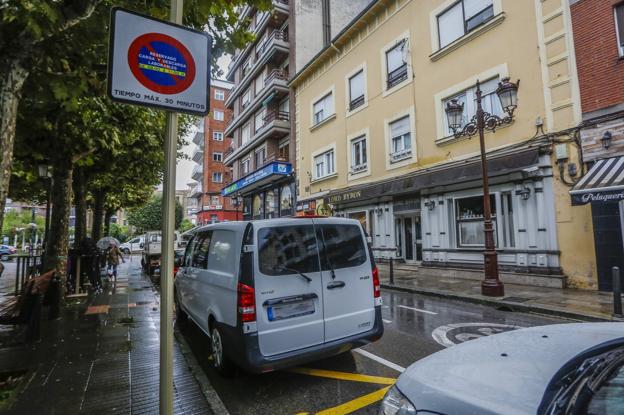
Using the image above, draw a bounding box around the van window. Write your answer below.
[207,231,236,274]
[192,231,211,268]
[258,225,320,276]
[183,236,195,267]
[318,224,367,270]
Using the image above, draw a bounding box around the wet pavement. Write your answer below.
[0,258,212,414]
[177,288,569,415]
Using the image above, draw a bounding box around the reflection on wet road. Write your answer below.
[177,288,569,415]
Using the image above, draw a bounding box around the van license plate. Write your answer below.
[267,299,315,321]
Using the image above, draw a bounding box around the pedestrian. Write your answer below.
[79,237,102,293]
[107,244,125,281]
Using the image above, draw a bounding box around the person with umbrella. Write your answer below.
[103,240,124,281]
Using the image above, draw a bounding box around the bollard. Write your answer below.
[389,257,394,285]
[613,267,623,318]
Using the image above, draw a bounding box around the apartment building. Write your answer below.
[568,0,624,291]
[191,79,241,224]
[291,0,600,289]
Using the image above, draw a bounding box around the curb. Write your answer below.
[381,283,618,322]
[174,328,231,415]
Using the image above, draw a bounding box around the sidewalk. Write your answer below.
[0,259,213,414]
[378,264,624,322]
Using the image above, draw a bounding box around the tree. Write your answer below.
[127,196,184,232]
[178,218,195,233]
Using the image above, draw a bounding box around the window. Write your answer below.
[254,71,265,96]
[455,195,497,247]
[349,70,365,111]
[241,88,251,109]
[389,116,412,161]
[314,149,335,179]
[252,194,263,219]
[442,77,503,136]
[278,141,289,161]
[265,190,277,218]
[254,147,266,167]
[242,57,252,77]
[616,4,624,56]
[313,93,334,125]
[242,158,251,175]
[317,225,367,270]
[207,231,236,274]
[386,40,408,89]
[438,0,494,49]
[258,225,321,276]
[213,131,223,141]
[191,231,211,268]
[213,110,224,121]
[254,108,266,132]
[211,196,220,205]
[351,136,367,172]
[213,152,223,162]
[280,185,293,216]
[212,172,223,183]
[241,122,251,145]
[214,89,225,100]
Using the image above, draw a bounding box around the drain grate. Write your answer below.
[502,296,531,303]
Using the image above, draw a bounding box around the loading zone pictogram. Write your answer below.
[128,33,196,94]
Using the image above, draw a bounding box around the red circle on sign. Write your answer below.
[127,32,196,95]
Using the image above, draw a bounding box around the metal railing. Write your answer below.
[262,110,290,125]
[349,95,365,111]
[264,69,288,86]
[12,254,43,295]
[256,30,289,59]
[387,64,408,89]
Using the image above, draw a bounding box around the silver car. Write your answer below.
[380,322,624,415]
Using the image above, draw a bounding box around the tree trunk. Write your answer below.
[44,157,73,288]
[92,189,104,242]
[73,168,87,244]
[0,60,30,233]
[104,209,114,236]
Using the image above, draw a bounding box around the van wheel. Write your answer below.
[210,325,234,377]
[123,248,130,255]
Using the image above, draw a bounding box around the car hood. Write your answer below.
[396,323,624,415]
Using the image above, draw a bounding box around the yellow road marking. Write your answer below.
[287,367,396,385]
[315,386,391,415]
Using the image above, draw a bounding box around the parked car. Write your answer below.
[0,245,17,261]
[175,217,384,375]
[380,322,624,415]
[141,231,182,276]
[120,235,145,255]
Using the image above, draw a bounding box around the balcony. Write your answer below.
[225,29,290,108]
[191,146,204,164]
[224,110,290,165]
[192,131,204,146]
[191,164,203,181]
[190,181,203,199]
[224,69,289,137]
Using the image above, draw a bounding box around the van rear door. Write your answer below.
[314,219,375,342]
[254,220,325,357]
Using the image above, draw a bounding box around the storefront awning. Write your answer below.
[222,161,292,197]
[570,156,624,205]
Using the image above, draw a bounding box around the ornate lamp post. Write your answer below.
[445,77,519,297]
[37,162,52,257]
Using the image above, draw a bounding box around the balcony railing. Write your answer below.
[387,64,408,89]
[264,69,289,87]
[349,95,365,111]
[191,165,203,180]
[256,30,288,59]
[262,110,290,126]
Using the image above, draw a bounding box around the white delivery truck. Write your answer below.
[141,231,182,276]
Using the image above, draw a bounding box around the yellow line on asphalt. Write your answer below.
[287,367,396,385]
[315,386,391,415]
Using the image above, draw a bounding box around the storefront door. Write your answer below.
[398,214,422,263]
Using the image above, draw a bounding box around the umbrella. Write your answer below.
[96,236,120,250]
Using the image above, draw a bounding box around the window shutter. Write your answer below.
[438,3,464,48]
[349,71,364,101]
[390,116,410,137]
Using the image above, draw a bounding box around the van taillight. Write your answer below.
[237,282,256,322]
[372,266,380,298]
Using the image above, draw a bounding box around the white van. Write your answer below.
[120,235,145,254]
[174,217,384,375]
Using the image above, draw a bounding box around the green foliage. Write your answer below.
[1,209,46,245]
[127,196,183,232]
[178,218,195,233]
[109,223,129,243]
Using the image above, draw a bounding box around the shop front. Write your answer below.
[393,197,422,263]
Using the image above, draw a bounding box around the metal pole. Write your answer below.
[160,3,181,414]
[43,179,51,265]
[75,255,81,295]
[613,266,622,318]
[389,257,394,285]
[476,80,505,297]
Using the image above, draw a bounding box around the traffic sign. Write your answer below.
[108,7,210,115]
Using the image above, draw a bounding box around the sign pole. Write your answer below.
[160,1,182,414]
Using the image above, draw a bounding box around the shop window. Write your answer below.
[265,190,277,218]
[313,92,334,126]
[350,135,367,173]
[389,116,412,162]
[616,4,624,57]
[442,77,502,136]
[280,185,293,216]
[437,0,494,49]
[252,194,263,219]
[243,197,252,219]
[314,149,335,179]
[386,40,408,90]
[500,192,515,248]
[455,195,497,247]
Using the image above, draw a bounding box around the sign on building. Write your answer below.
[107,8,211,115]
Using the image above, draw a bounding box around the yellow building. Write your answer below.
[291,0,597,289]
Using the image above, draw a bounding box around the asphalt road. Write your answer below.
[176,288,569,415]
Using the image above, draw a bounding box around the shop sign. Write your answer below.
[326,190,363,204]
[203,205,223,210]
[296,200,316,212]
[572,190,624,205]
[222,162,292,196]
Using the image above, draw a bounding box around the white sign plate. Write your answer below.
[108,8,210,115]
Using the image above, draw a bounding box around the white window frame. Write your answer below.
[212,172,223,183]
[310,86,335,129]
[213,110,224,121]
[213,131,224,141]
[345,63,368,117]
[213,152,223,162]
[346,129,371,180]
[254,69,266,96]
[254,108,266,132]
[241,122,251,145]
[241,88,252,109]
[311,144,336,181]
[384,106,417,171]
[214,89,225,100]
[433,63,508,144]
[211,195,220,205]
[380,31,412,97]
[616,4,624,57]
[254,146,266,167]
[351,136,368,173]
[241,157,251,175]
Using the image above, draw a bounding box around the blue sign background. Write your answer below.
[222,162,292,196]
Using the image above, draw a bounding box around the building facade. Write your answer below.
[568,0,624,291]
[191,79,241,224]
[292,0,600,289]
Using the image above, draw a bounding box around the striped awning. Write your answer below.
[570,156,624,205]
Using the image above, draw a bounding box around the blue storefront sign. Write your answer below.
[222,162,292,196]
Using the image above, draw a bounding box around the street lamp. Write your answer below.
[445,77,520,297]
[37,162,52,258]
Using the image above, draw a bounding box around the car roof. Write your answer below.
[191,217,362,235]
